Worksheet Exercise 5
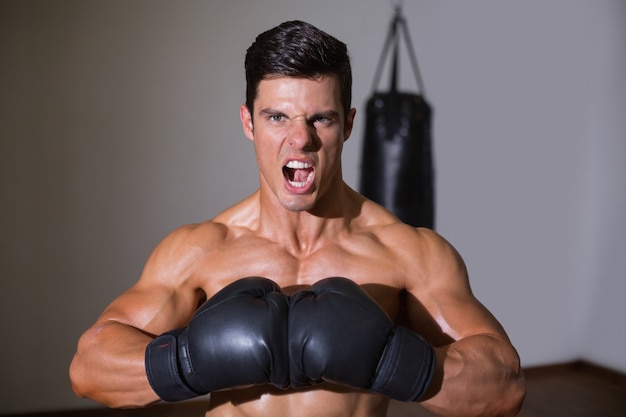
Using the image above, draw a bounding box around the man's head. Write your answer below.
[244,20,352,121]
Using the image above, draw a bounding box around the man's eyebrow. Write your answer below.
[310,110,340,119]
[259,108,286,116]
[258,108,340,121]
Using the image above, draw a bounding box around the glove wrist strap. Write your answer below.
[145,330,203,402]
[371,327,436,402]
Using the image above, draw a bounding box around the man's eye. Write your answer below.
[314,116,332,125]
[269,114,284,122]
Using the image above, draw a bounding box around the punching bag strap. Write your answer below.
[390,15,399,93]
[370,5,427,97]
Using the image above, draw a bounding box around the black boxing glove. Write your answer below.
[289,277,436,402]
[145,277,289,402]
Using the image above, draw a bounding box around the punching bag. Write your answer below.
[359,8,435,229]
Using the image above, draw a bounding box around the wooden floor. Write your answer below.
[6,361,626,417]
[516,361,626,417]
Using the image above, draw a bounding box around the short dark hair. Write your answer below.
[244,20,352,120]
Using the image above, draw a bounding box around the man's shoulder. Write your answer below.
[371,222,445,264]
[166,193,261,247]
[165,220,228,244]
[146,219,243,271]
[357,200,438,245]
[355,205,460,279]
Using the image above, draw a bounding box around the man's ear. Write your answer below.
[240,104,254,141]
[343,107,357,142]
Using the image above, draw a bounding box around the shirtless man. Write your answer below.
[69,20,525,417]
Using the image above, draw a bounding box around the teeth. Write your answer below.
[285,160,311,169]
[288,171,314,188]
[284,160,313,188]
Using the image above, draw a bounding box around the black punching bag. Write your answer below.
[359,8,435,229]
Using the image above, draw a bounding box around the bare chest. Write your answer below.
[192,236,406,319]
[205,384,390,417]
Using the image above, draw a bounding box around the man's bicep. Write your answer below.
[95,225,209,335]
[430,287,508,341]
[95,250,203,336]
[94,283,190,336]
[405,239,509,345]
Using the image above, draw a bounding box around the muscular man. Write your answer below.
[69,20,525,417]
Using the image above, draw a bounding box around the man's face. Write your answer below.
[240,75,355,213]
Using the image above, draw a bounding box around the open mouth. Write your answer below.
[283,160,314,188]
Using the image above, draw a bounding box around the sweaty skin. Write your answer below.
[70,76,525,417]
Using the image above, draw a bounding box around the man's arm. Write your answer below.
[405,229,526,417]
[69,226,204,408]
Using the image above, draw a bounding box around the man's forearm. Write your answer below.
[70,321,160,408]
[420,334,525,417]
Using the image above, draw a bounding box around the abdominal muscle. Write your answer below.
[206,383,391,417]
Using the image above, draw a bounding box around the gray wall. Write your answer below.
[1,0,625,413]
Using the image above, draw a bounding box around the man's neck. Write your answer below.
[256,183,362,257]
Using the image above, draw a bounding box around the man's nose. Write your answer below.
[288,117,315,148]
